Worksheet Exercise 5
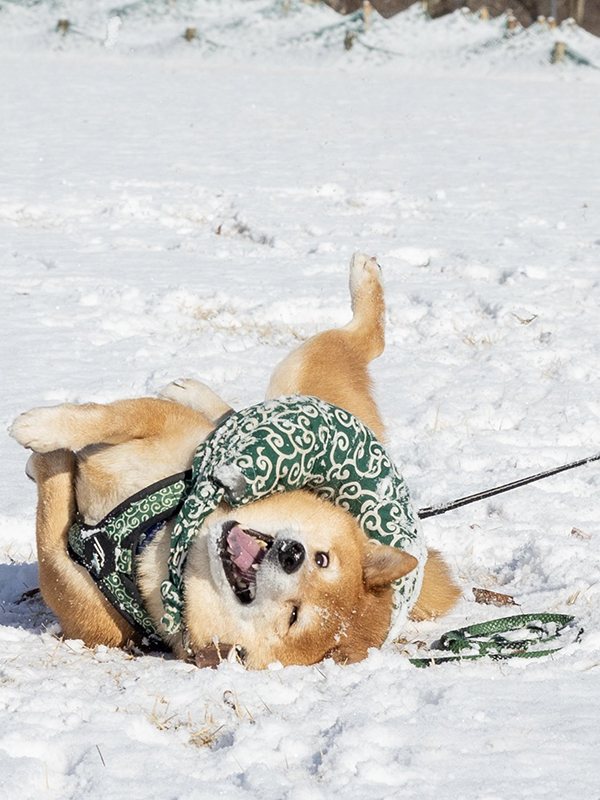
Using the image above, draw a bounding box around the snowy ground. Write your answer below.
[1,2,600,798]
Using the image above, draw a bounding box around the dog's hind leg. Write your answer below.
[29,450,135,647]
[269,253,461,618]
[267,253,386,440]
[345,251,386,362]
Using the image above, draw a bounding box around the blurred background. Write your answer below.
[326,0,598,34]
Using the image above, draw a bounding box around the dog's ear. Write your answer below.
[362,541,418,590]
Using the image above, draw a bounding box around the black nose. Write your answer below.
[277,540,305,574]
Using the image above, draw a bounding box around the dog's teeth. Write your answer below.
[251,563,259,571]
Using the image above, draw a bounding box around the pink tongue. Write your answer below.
[227,526,262,573]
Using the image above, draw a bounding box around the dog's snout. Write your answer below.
[277,540,305,574]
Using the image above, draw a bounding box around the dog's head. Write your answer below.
[183,490,418,668]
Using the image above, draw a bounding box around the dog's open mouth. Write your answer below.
[219,521,274,604]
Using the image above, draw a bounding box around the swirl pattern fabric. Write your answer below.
[161,396,425,640]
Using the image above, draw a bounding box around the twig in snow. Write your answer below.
[96,745,106,767]
[15,587,41,605]
[571,527,592,540]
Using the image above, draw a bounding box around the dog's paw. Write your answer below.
[9,406,72,452]
[349,252,382,299]
[159,378,232,421]
[159,378,208,407]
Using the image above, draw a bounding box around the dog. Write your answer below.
[10,253,460,668]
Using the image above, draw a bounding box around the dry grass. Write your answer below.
[512,312,538,325]
[193,302,305,346]
[223,689,254,722]
[462,331,496,349]
[189,719,225,748]
[148,697,226,748]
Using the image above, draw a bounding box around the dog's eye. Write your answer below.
[289,606,299,627]
[315,551,329,568]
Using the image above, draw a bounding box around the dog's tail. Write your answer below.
[410,549,461,622]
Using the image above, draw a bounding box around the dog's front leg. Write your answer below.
[10,398,192,453]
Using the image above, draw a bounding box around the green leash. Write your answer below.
[409,613,577,667]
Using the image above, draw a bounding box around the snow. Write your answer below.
[1,1,600,797]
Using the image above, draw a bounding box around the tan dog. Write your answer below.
[10,254,459,668]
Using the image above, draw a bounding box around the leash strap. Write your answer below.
[418,453,600,518]
[409,613,576,667]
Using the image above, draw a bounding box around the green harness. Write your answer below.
[68,396,425,645]
[68,471,193,645]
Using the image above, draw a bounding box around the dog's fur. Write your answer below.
[10,254,460,668]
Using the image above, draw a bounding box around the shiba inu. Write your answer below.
[10,253,459,668]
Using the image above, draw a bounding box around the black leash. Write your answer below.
[418,452,600,519]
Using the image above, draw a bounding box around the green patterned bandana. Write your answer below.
[160,396,426,641]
